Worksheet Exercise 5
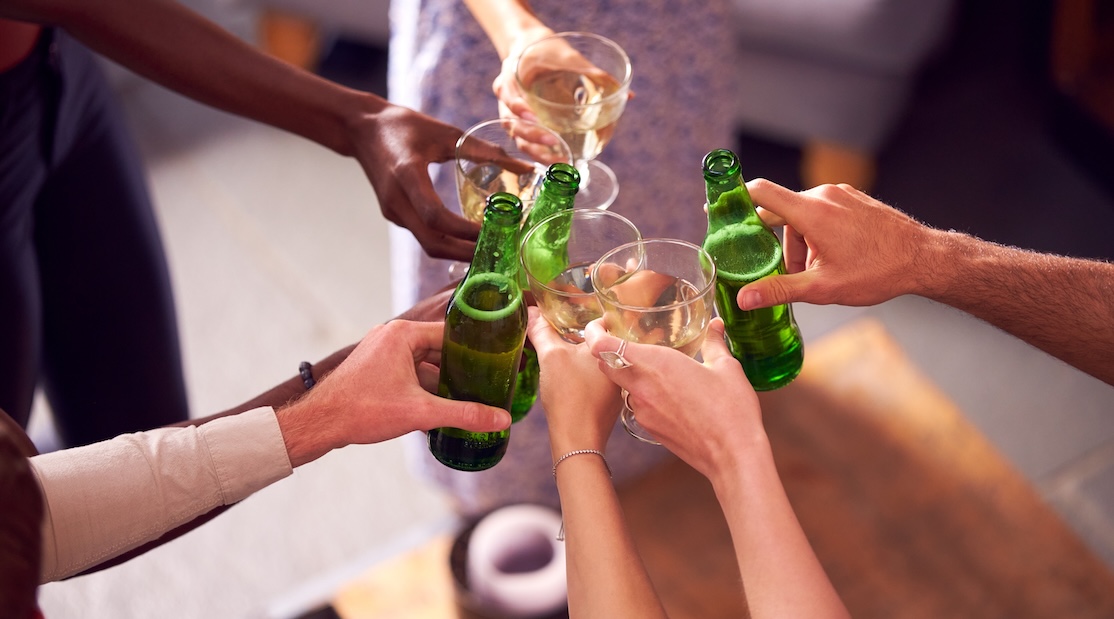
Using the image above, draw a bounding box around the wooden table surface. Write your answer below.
[329,318,1114,618]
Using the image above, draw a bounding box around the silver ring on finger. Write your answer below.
[600,339,633,370]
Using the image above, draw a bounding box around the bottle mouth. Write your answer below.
[486,192,524,219]
[545,163,581,188]
[702,149,740,178]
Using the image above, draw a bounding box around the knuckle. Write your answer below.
[814,183,844,201]
[748,177,775,195]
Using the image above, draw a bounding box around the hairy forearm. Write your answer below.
[710,435,849,619]
[4,0,383,156]
[918,230,1114,385]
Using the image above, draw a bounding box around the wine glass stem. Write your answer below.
[575,158,592,190]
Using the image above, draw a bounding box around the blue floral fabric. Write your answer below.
[389,0,738,516]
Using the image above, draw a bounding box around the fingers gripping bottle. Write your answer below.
[429,193,529,471]
[510,162,581,422]
[701,148,804,390]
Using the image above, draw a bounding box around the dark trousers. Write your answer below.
[0,29,189,447]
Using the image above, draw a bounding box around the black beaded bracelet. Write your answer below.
[298,361,315,390]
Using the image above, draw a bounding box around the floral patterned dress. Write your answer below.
[388,0,738,516]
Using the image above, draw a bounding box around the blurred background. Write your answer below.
[30,0,1114,617]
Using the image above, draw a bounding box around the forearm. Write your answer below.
[710,435,849,619]
[461,0,548,59]
[33,408,291,583]
[554,456,668,618]
[4,0,382,156]
[918,230,1114,385]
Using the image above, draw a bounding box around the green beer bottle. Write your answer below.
[701,148,804,390]
[429,192,528,471]
[509,162,581,422]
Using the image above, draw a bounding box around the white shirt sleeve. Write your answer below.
[31,406,293,583]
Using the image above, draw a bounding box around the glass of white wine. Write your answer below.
[455,118,572,223]
[520,208,641,343]
[451,118,572,277]
[591,239,717,445]
[515,32,631,211]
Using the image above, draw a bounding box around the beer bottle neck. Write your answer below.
[523,163,580,231]
[470,217,520,278]
[470,192,524,279]
[702,148,759,232]
[705,172,759,231]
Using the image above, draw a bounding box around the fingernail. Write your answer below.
[710,319,725,336]
[740,289,761,310]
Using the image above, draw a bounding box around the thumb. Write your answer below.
[737,271,815,309]
[428,397,511,432]
[698,318,734,365]
[526,307,563,356]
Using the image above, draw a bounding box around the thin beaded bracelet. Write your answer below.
[552,449,612,478]
[552,450,611,541]
[298,361,315,391]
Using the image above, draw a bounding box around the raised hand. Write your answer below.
[277,320,510,466]
[583,318,761,479]
[740,179,935,310]
[526,309,621,455]
[350,105,481,262]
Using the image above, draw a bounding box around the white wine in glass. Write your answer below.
[455,118,573,224]
[525,69,625,163]
[516,32,631,211]
[520,208,641,343]
[592,239,717,444]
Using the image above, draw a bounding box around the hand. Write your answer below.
[350,104,480,262]
[739,180,936,310]
[492,25,556,125]
[492,28,626,157]
[276,320,510,466]
[527,308,621,455]
[584,318,762,479]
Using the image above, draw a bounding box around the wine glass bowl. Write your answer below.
[515,32,631,211]
[520,208,642,343]
[591,239,717,444]
[455,118,572,223]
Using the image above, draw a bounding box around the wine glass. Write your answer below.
[515,32,631,211]
[591,239,717,444]
[520,208,642,343]
[451,118,572,276]
[455,118,573,223]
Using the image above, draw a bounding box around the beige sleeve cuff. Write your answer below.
[32,407,292,583]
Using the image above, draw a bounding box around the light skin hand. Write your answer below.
[276,320,510,467]
[528,309,667,619]
[740,180,1114,386]
[492,25,557,126]
[491,28,629,150]
[526,308,621,456]
[738,179,936,311]
[586,317,850,618]
[583,318,762,479]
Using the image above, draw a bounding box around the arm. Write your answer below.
[0,0,478,260]
[76,288,458,574]
[584,318,850,619]
[461,0,554,125]
[527,310,668,618]
[740,180,1114,386]
[34,317,509,582]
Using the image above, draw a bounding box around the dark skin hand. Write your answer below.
[0,0,486,262]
